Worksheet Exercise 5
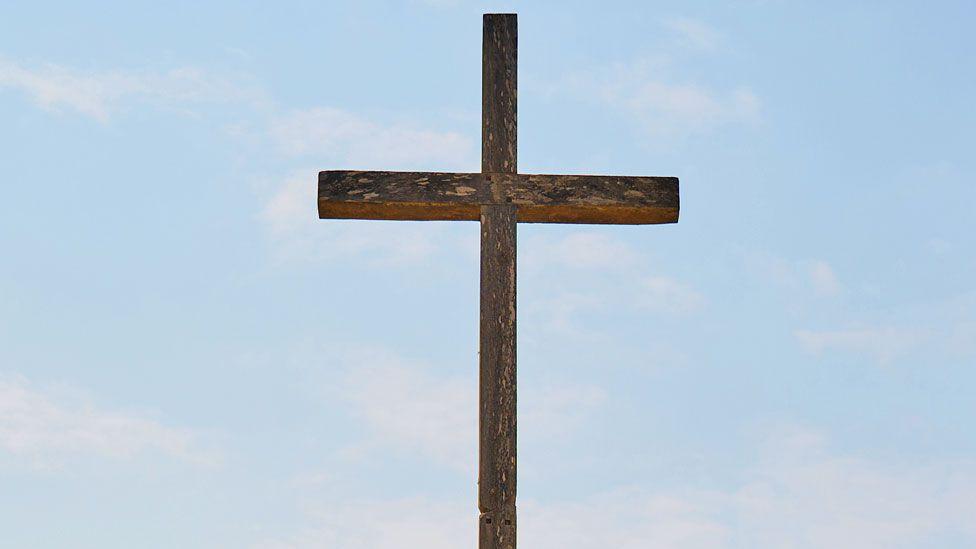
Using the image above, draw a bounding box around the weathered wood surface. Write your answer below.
[483,13,517,175]
[479,204,517,549]
[480,13,518,549]
[318,170,679,224]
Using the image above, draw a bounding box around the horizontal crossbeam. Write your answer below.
[319,170,679,224]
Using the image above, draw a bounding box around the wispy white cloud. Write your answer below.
[269,107,475,171]
[339,349,476,473]
[647,81,756,132]
[729,426,976,548]
[792,289,976,365]
[332,348,606,475]
[523,283,705,344]
[618,77,759,138]
[795,326,929,364]
[0,374,218,467]
[260,170,447,265]
[254,427,976,548]
[749,253,845,298]
[520,232,705,337]
[522,232,638,273]
[0,56,263,122]
[259,106,477,265]
[547,58,760,139]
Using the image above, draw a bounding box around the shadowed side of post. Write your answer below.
[479,12,517,549]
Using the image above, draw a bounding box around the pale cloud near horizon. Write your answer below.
[0,374,218,468]
[253,426,976,549]
[333,348,606,474]
[0,56,264,122]
[339,350,476,473]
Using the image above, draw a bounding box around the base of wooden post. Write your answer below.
[479,508,517,549]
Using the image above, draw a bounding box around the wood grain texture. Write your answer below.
[318,170,679,224]
[480,13,518,549]
[483,13,517,174]
[479,204,517,549]
[319,170,486,221]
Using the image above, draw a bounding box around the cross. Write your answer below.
[317,13,679,548]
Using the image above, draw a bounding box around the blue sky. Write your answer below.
[1,1,974,547]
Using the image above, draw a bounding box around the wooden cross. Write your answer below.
[317,13,679,548]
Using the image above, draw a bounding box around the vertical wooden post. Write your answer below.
[479,12,517,549]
